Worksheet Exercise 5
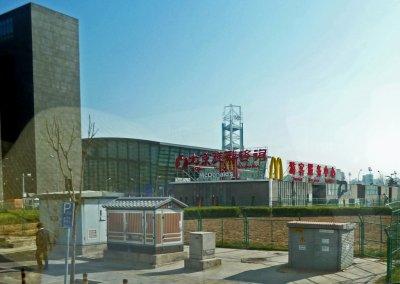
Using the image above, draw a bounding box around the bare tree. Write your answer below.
[46,114,98,284]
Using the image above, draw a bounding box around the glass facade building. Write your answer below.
[83,138,216,196]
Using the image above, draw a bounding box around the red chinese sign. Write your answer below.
[287,161,336,184]
[175,149,267,179]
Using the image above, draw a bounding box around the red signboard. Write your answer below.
[175,149,267,179]
[288,161,336,184]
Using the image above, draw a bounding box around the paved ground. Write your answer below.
[0,247,386,284]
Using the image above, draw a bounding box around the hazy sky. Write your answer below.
[2,0,400,177]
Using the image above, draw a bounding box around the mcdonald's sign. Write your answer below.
[175,148,267,181]
[269,157,283,180]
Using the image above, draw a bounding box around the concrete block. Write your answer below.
[50,244,107,259]
[103,249,187,268]
[189,232,216,260]
[185,257,222,271]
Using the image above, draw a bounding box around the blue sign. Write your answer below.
[62,202,74,228]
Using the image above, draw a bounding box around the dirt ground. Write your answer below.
[184,215,391,254]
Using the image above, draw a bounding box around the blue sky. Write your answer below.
[1,0,400,177]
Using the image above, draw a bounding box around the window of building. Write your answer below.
[0,18,13,40]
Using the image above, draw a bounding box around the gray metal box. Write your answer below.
[189,232,216,260]
[287,221,355,271]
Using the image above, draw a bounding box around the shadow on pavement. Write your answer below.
[0,250,35,263]
[224,264,326,284]
[139,267,188,277]
[17,258,155,277]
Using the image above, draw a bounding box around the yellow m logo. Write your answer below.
[269,157,283,180]
[225,160,234,171]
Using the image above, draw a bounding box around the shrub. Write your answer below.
[184,206,241,219]
[241,207,272,217]
[184,206,391,219]
[0,209,39,225]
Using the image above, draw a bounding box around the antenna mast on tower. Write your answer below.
[222,104,244,151]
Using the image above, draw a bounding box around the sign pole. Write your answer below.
[62,202,74,284]
[64,227,70,284]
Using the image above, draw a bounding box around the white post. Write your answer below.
[22,173,25,196]
[64,227,70,284]
[22,173,25,209]
[269,179,273,207]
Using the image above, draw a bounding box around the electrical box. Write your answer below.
[287,221,355,271]
[189,232,216,260]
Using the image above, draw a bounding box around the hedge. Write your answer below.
[184,206,392,219]
[0,209,39,225]
[184,206,241,219]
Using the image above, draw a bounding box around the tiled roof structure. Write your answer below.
[103,197,187,210]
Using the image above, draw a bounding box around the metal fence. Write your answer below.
[184,214,391,257]
[385,202,400,283]
[275,198,389,207]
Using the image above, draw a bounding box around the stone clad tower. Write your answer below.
[0,3,82,199]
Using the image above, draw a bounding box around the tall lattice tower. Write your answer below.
[222,104,244,151]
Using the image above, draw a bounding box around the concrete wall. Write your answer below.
[31,4,82,194]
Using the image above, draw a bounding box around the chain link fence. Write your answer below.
[385,202,400,283]
[184,214,391,257]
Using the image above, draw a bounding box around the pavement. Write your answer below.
[0,247,386,284]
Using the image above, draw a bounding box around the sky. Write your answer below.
[1,0,400,178]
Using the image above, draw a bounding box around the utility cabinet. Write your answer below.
[287,221,355,271]
[38,191,123,258]
[189,232,216,260]
[103,197,187,254]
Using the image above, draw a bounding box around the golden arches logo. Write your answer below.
[224,160,235,171]
[269,157,283,180]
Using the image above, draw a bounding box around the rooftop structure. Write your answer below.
[222,104,244,151]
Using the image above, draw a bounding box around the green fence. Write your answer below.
[385,202,400,283]
[185,214,390,255]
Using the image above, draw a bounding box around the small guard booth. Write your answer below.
[103,197,187,255]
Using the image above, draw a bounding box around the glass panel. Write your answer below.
[128,141,139,161]
[108,141,117,158]
[117,140,127,159]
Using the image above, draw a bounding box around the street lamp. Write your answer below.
[22,173,32,208]
[156,175,163,196]
[377,171,384,185]
[357,169,362,183]
[106,177,112,191]
[129,178,135,196]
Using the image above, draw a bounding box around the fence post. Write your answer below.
[380,215,383,255]
[270,218,273,246]
[221,219,224,246]
[358,215,365,257]
[385,228,392,283]
[243,215,249,248]
[197,211,203,231]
